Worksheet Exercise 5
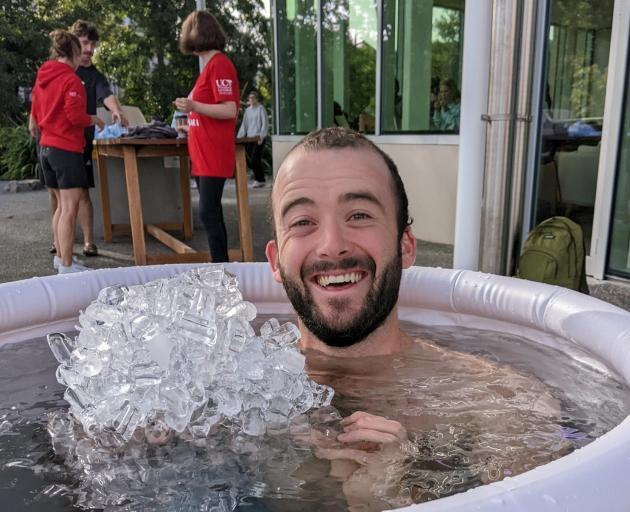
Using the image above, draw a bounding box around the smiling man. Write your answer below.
[266,127,416,358]
[265,128,415,489]
[265,129,565,510]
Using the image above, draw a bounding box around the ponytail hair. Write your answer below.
[49,29,81,60]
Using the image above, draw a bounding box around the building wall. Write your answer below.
[271,138,458,245]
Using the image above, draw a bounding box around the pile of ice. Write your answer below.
[47,265,334,447]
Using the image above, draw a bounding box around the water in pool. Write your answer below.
[1,317,628,511]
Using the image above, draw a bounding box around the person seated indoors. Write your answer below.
[265,127,566,509]
[432,78,461,132]
[332,101,350,129]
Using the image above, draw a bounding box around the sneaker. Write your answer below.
[252,181,266,188]
[58,261,90,274]
[53,255,83,270]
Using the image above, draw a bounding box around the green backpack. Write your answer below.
[517,216,588,293]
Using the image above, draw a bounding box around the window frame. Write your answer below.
[271,0,465,143]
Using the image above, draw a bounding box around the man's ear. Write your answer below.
[265,240,283,283]
[400,227,417,269]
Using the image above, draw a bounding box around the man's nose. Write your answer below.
[316,220,351,258]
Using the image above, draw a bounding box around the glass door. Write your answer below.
[531,0,614,254]
[607,52,630,278]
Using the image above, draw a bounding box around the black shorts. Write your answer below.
[39,146,88,189]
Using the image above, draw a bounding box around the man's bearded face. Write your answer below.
[279,250,402,347]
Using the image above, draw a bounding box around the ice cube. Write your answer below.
[196,265,225,288]
[268,396,292,417]
[71,348,103,377]
[216,389,242,418]
[47,333,75,366]
[128,314,160,342]
[241,408,265,436]
[132,362,163,387]
[82,302,124,327]
[56,365,83,388]
[260,318,280,337]
[145,332,175,370]
[177,313,217,346]
[269,322,300,348]
[312,383,335,408]
[110,400,142,441]
[97,284,129,306]
[274,348,305,374]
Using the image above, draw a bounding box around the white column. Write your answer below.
[452,0,492,270]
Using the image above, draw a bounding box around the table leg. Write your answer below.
[96,151,113,242]
[234,144,254,261]
[122,146,147,265]
[179,155,193,240]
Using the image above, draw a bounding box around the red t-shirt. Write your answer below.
[187,53,240,178]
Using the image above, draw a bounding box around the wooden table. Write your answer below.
[94,137,254,265]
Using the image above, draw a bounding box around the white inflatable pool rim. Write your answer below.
[1,263,629,512]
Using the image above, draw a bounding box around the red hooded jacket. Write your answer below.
[31,61,93,154]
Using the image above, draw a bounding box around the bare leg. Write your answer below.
[50,188,61,255]
[48,188,59,248]
[58,188,83,267]
[78,188,94,246]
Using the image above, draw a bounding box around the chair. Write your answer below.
[556,144,600,212]
[96,105,146,126]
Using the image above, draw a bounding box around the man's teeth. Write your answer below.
[317,272,362,287]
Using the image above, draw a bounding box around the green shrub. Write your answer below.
[0,123,38,181]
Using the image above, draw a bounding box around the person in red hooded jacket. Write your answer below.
[30,30,104,274]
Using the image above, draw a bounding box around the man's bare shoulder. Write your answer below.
[411,336,561,418]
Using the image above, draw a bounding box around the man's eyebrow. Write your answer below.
[340,191,384,209]
[280,196,315,219]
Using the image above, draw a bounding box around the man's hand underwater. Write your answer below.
[309,411,410,466]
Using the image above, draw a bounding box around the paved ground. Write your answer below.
[0,180,273,282]
[1,179,629,311]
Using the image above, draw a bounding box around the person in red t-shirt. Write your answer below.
[174,10,240,263]
[30,30,104,274]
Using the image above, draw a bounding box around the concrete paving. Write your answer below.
[0,180,273,282]
[1,179,629,311]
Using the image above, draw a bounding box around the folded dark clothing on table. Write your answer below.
[125,120,178,139]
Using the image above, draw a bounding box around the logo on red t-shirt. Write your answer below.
[216,79,233,96]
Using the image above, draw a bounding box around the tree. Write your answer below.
[348,41,376,119]
[94,0,272,120]
[0,0,49,123]
[431,8,463,88]
[0,0,272,124]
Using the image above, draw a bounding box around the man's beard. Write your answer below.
[279,251,403,348]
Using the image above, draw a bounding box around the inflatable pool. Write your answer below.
[1,263,629,511]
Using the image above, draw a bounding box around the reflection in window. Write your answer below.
[322,0,377,134]
[381,0,464,134]
[276,0,318,135]
[534,0,613,253]
[607,47,630,278]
